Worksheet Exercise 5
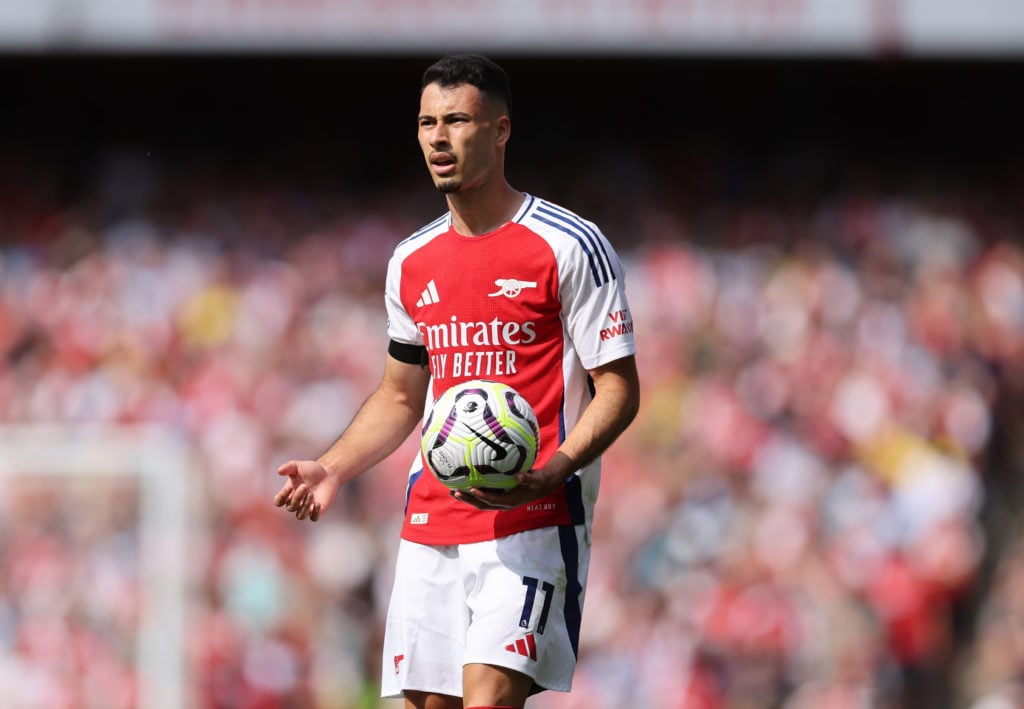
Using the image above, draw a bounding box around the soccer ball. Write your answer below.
[421,379,539,491]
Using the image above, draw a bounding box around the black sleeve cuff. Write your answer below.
[388,339,429,368]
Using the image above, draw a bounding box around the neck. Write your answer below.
[447,181,523,236]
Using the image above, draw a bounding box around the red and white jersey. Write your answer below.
[386,194,636,545]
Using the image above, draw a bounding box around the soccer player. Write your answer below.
[274,54,639,709]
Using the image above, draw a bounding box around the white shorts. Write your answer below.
[380,525,591,699]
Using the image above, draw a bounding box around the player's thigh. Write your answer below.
[463,662,533,708]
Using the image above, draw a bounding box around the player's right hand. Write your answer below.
[274,460,339,522]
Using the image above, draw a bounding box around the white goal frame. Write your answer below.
[0,425,189,709]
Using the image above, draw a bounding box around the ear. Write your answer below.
[495,115,511,147]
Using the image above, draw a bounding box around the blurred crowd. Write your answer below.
[2,151,1024,709]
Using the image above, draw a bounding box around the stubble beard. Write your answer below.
[436,179,461,194]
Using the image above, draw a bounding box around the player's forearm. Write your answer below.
[316,385,424,485]
[549,356,640,478]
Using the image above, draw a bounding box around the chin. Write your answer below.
[436,180,461,194]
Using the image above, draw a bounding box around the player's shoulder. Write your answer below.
[394,212,451,256]
[519,195,603,238]
[519,195,620,285]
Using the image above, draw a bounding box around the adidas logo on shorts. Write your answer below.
[505,633,537,661]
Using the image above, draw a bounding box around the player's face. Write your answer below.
[418,82,509,195]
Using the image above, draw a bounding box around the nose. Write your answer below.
[427,123,450,149]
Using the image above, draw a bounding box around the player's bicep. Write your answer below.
[380,347,432,418]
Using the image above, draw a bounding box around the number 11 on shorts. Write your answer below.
[519,576,554,633]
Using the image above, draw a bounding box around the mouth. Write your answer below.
[430,152,456,177]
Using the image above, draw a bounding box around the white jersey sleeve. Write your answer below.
[559,221,635,370]
[525,200,635,370]
[385,249,422,346]
[385,214,451,346]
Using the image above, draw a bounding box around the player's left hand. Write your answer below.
[451,452,573,511]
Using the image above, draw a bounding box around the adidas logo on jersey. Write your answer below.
[416,280,440,307]
[505,633,537,661]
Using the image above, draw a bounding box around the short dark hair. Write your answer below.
[421,54,512,115]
